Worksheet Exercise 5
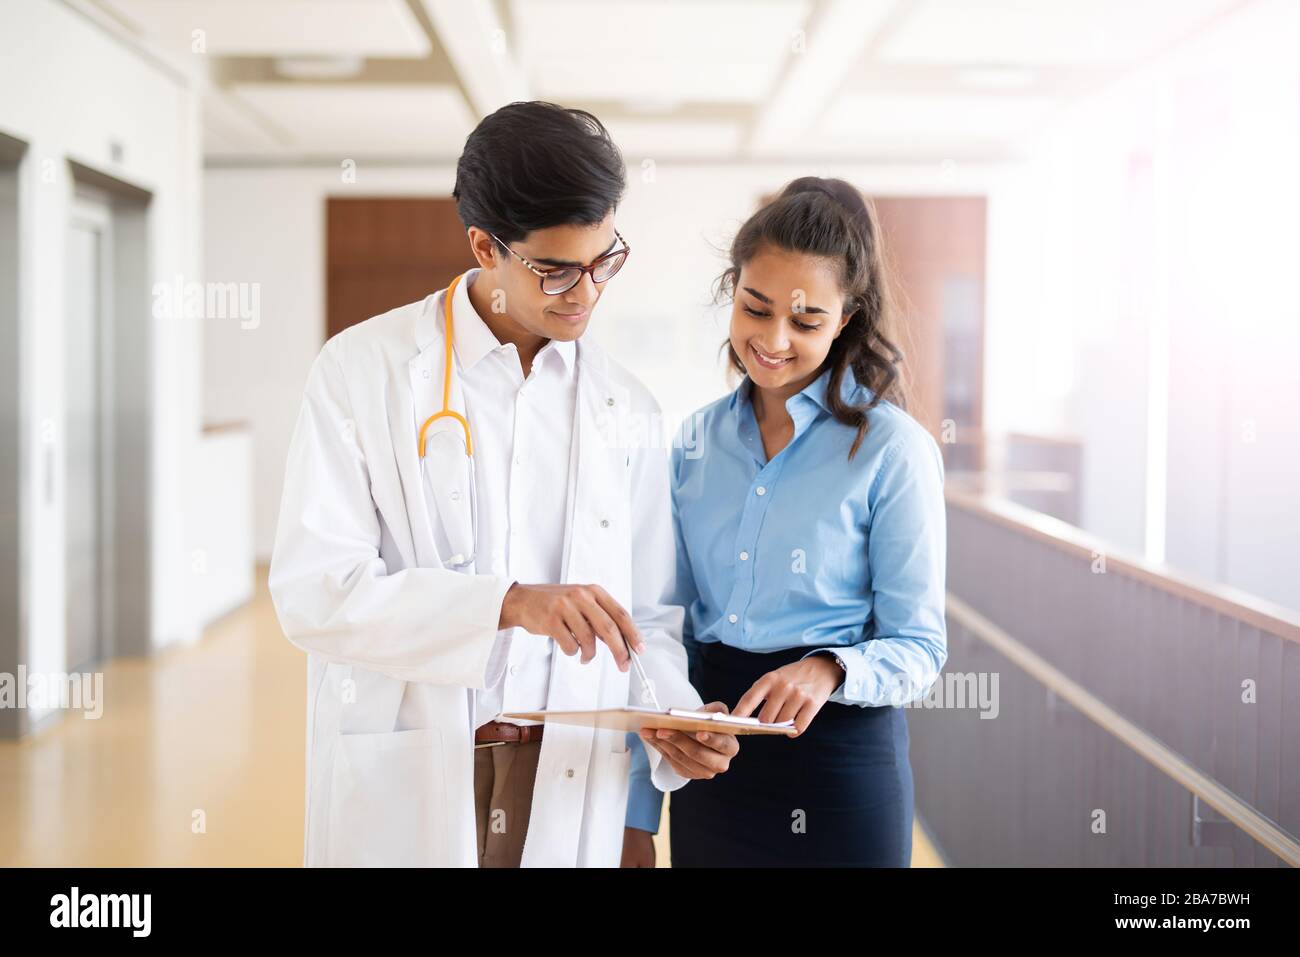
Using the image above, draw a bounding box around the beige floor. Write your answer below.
[0,567,943,867]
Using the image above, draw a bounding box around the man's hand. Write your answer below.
[621,827,656,867]
[638,701,739,779]
[732,653,842,735]
[499,583,644,671]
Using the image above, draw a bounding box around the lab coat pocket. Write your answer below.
[583,741,633,867]
[325,727,448,866]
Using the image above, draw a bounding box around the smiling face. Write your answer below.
[468,212,621,343]
[728,244,850,399]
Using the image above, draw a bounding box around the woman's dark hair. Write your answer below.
[453,101,626,243]
[716,176,907,461]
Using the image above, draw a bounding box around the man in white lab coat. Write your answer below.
[268,101,737,868]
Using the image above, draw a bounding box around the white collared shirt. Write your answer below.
[432,270,577,729]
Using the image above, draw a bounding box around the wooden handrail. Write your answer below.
[946,488,1300,645]
[946,592,1300,867]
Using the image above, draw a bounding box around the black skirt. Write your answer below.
[669,640,914,867]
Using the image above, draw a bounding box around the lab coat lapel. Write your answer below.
[399,288,462,571]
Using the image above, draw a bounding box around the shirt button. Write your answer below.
[728,614,738,624]
[755,486,766,496]
[739,551,749,561]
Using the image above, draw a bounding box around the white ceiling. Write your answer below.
[878,0,1239,66]
[98,0,1249,163]
[604,119,746,158]
[512,0,811,104]
[228,83,473,155]
[109,0,430,57]
[812,91,1061,160]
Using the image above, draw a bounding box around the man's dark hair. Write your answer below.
[453,101,626,244]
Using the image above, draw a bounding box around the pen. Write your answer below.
[626,644,662,711]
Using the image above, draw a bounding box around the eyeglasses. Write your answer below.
[490,229,630,295]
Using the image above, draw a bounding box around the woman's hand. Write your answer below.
[621,827,656,867]
[732,654,843,735]
[638,701,739,779]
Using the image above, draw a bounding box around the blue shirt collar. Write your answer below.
[730,365,869,463]
[729,364,864,421]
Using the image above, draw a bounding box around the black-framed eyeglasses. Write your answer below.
[490,229,630,295]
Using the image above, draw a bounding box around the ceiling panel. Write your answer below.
[511,0,810,103]
[879,0,1239,66]
[107,0,431,57]
[229,84,473,155]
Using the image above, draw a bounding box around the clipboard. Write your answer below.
[501,706,799,737]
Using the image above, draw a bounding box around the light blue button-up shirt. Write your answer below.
[626,364,948,833]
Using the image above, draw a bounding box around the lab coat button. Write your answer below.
[509,664,519,677]
[600,518,609,528]
[606,397,614,406]
[565,768,575,778]
[449,490,460,501]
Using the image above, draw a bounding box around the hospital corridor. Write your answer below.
[1,0,1297,925]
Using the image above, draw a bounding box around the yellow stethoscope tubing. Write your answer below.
[418,271,473,458]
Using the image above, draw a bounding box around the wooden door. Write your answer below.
[873,196,986,468]
[326,197,476,339]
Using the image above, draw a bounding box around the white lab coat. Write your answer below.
[268,281,701,867]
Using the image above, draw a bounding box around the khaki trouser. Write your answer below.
[473,740,541,867]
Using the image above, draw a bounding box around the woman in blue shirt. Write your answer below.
[630,177,947,866]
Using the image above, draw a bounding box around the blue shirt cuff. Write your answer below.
[802,644,943,707]
[625,731,664,833]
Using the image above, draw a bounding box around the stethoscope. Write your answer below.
[417,272,479,570]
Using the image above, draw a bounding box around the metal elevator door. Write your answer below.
[65,196,109,672]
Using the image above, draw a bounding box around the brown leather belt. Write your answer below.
[474,720,545,747]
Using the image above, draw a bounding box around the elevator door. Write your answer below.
[66,195,110,672]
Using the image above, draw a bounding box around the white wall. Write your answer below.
[191,427,254,625]
[204,160,999,559]
[0,0,205,724]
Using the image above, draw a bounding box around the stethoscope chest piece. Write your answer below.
[421,404,479,571]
